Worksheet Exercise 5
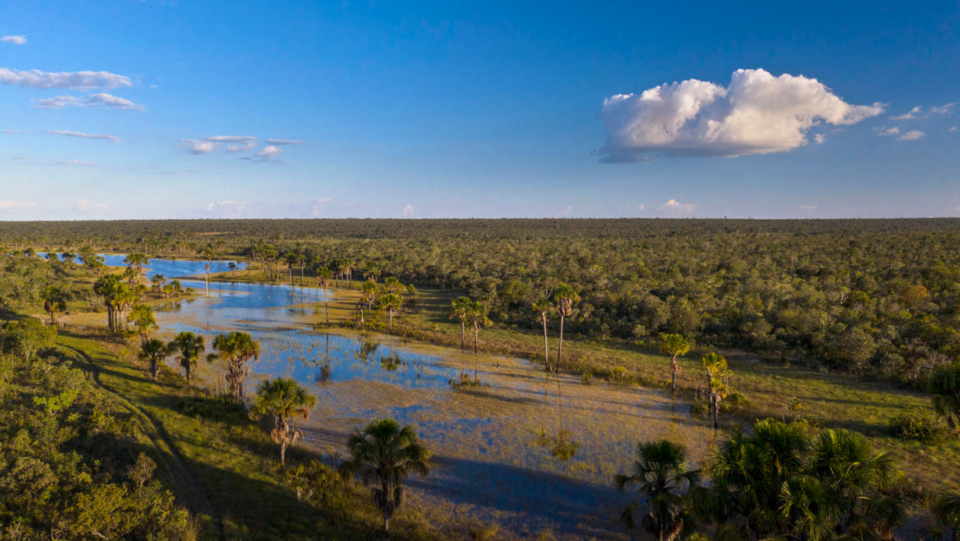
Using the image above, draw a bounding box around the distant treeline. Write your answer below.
[4,218,960,386]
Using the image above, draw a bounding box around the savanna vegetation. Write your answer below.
[3,218,960,539]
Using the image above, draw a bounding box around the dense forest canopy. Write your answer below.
[4,218,960,387]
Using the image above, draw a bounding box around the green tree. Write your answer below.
[342,418,430,533]
[2,318,56,362]
[94,274,137,333]
[659,334,690,392]
[138,338,168,381]
[123,253,150,285]
[379,293,402,327]
[451,296,472,350]
[552,283,579,373]
[128,304,158,345]
[932,362,960,432]
[40,285,68,327]
[250,378,317,465]
[466,299,492,355]
[169,331,205,383]
[615,439,700,541]
[211,331,261,401]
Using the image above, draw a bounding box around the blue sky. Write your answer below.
[0,0,958,220]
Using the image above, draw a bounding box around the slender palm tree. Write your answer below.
[250,378,317,465]
[341,418,430,533]
[211,331,261,402]
[151,273,167,296]
[552,283,579,373]
[139,338,168,381]
[466,300,491,355]
[380,293,402,327]
[316,266,333,324]
[615,439,700,541]
[451,296,472,350]
[41,285,67,327]
[359,279,378,328]
[123,253,149,285]
[659,334,691,392]
[701,352,729,428]
[129,304,158,345]
[170,331,205,383]
[532,298,554,371]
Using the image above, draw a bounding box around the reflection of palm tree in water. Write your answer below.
[316,333,333,384]
[551,377,578,460]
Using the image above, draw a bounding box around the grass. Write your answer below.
[51,325,446,541]
[297,282,960,492]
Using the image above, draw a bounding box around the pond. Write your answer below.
[100,256,714,540]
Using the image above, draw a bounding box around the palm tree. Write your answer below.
[341,418,430,533]
[250,378,317,465]
[451,296,472,350]
[615,439,700,541]
[934,491,960,541]
[316,266,333,323]
[123,253,150,285]
[701,352,729,428]
[211,331,261,402]
[552,283,579,373]
[129,304,158,345]
[170,331,205,383]
[203,263,211,296]
[94,274,137,333]
[41,285,67,327]
[380,293,402,327]
[139,338,168,381]
[532,298,554,371]
[659,334,690,392]
[151,273,167,296]
[466,300,491,355]
[359,280,378,328]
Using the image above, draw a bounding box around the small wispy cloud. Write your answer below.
[265,139,307,145]
[402,204,415,217]
[661,199,695,212]
[206,200,246,215]
[930,102,957,115]
[256,145,282,161]
[891,106,922,120]
[898,130,925,141]
[637,204,646,211]
[1,35,27,45]
[0,200,36,212]
[73,199,108,211]
[555,205,573,218]
[814,134,826,144]
[56,159,96,166]
[0,68,131,90]
[47,130,119,143]
[800,204,818,212]
[35,93,143,111]
[877,127,900,136]
[950,127,958,132]
[179,139,216,154]
[311,198,333,218]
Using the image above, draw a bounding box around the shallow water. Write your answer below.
[107,257,714,540]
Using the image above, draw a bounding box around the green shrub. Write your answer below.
[889,406,951,444]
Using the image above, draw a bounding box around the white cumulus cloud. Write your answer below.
[898,130,925,141]
[598,68,883,162]
[930,103,957,115]
[0,68,132,90]
[401,204,415,217]
[35,93,142,111]
[878,127,900,136]
[1,35,27,45]
[179,139,217,154]
[47,130,119,143]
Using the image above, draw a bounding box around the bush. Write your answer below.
[889,406,951,444]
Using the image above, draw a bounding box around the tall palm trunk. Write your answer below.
[382,480,391,532]
[324,296,329,324]
[473,324,479,354]
[460,320,466,350]
[671,355,678,392]
[541,314,549,371]
[556,315,565,373]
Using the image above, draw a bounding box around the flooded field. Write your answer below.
[120,258,718,539]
